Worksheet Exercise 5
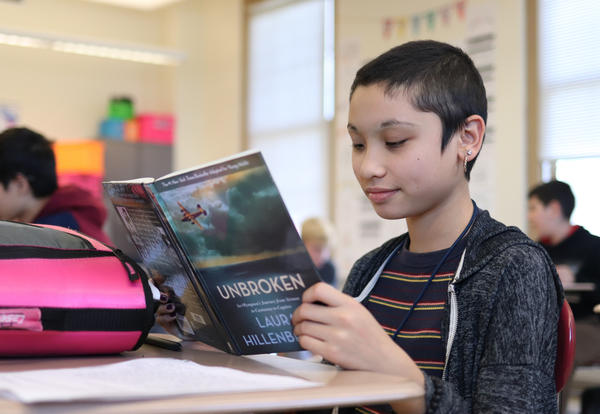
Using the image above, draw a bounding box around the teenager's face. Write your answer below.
[348,84,464,220]
[527,196,557,239]
[0,179,26,221]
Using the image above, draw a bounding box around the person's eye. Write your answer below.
[385,139,408,148]
[352,143,364,151]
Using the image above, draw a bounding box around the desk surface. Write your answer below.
[563,282,596,292]
[0,341,423,414]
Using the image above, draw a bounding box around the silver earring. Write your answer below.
[464,150,473,173]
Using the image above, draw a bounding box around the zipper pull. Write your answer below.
[113,248,139,281]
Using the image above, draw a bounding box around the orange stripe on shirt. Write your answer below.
[382,270,455,277]
[370,295,446,307]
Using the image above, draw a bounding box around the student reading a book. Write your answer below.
[292,40,563,413]
[0,127,111,244]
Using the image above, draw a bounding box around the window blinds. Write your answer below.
[247,0,333,225]
[538,0,600,159]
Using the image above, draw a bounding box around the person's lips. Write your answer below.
[365,187,398,203]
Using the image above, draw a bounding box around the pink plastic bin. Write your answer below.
[137,114,174,145]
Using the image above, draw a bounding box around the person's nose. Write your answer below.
[354,146,386,181]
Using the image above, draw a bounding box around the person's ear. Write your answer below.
[547,200,564,220]
[458,114,486,162]
[12,173,32,195]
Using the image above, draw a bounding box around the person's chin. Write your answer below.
[371,204,407,220]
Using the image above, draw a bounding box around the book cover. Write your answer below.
[103,181,231,352]
[105,151,321,354]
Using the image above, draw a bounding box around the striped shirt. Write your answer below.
[355,237,465,414]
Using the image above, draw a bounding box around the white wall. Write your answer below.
[166,0,244,170]
[492,0,527,228]
[0,0,173,140]
[0,0,244,170]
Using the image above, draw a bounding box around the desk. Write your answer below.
[0,342,423,413]
[564,282,596,305]
[563,283,596,292]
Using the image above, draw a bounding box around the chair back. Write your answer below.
[555,299,576,392]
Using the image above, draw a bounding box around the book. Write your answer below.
[103,150,322,355]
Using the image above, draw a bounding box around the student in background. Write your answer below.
[292,40,562,413]
[528,180,600,319]
[301,217,338,287]
[0,127,111,244]
[528,180,600,414]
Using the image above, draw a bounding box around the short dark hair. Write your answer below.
[528,180,575,220]
[350,40,487,179]
[0,127,58,197]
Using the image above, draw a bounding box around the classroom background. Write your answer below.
[0,0,598,412]
[2,0,597,278]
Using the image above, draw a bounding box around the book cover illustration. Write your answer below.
[103,182,228,351]
[152,152,321,354]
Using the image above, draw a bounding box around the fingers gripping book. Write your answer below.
[103,151,321,355]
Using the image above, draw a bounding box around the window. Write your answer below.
[247,0,334,227]
[538,0,600,234]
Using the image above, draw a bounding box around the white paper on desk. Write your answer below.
[0,357,320,403]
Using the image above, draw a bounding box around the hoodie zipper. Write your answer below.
[442,249,467,380]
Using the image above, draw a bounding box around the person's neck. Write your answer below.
[548,220,573,246]
[18,195,50,223]
[406,189,474,253]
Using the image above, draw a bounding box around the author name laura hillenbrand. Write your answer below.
[216,274,306,299]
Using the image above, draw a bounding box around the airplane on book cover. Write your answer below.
[177,201,207,229]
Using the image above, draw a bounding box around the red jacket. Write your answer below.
[34,185,112,245]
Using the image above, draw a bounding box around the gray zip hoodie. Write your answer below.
[343,210,563,413]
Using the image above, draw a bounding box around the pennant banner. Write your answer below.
[382,0,467,39]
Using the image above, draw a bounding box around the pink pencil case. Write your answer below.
[0,221,154,356]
